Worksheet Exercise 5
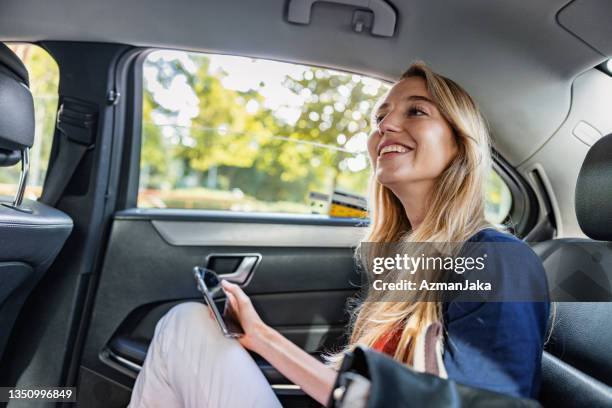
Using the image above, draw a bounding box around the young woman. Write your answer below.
[128,62,550,407]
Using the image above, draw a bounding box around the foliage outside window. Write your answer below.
[0,44,59,199]
[139,51,386,213]
[485,170,512,225]
[139,50,512,223]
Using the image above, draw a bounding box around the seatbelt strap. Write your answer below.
[40,99,97,206]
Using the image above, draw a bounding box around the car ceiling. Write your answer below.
[0,0,609,167]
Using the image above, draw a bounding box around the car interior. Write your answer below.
[0,0,611,407]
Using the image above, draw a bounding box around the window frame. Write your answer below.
[115,48,539,235]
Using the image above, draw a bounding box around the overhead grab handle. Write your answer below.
[287,0,397,37]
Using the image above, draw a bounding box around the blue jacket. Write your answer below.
[443,228,550,398]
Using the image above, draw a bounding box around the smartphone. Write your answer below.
[193,266,244,338]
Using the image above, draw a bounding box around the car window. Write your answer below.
[138,50,387,214]
[485,170,512,224]
[138,50,512,222]
[1,44,59,199]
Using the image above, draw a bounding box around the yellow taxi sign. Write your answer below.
[329,191,368,218]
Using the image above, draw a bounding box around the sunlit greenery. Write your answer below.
[139,51,387,213]
[485,170,512,224]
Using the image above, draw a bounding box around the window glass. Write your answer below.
[139,51,387,214]
[139,50,513,223]
[485,170,512,224]
[0,44,59,199]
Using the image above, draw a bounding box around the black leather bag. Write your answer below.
[327,346,542,408]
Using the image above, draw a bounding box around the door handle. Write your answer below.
[205,253,262,285]
[287,0,397,37]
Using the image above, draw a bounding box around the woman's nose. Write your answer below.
[378,113,402,135]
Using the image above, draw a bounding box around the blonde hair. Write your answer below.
[329,61,494,366]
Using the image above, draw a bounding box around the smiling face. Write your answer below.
[367,77,458,190]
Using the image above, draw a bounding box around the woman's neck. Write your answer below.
[388,181,434,230]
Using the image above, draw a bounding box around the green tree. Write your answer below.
[140,52,389,211]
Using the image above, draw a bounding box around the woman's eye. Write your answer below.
[407,106,427,116]
[375,114,385,123]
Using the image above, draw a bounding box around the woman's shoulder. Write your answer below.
[462,226,549,302]
[468,227,521,243]
[467,227,539,261]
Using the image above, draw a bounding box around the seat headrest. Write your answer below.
[0,43,29,86]
[575,133,612,241]
[0,43,35,158]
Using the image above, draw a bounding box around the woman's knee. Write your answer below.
[166,301,207,320]
[163,302,213,331]
[153,302,214,347]
[155,302,241,370]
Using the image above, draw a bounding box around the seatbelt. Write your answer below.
[40,98,98,206]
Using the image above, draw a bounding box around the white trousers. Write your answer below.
[127,302,283,408]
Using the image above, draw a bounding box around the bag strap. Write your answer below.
[40,99,97,206]
[413,321,448,378]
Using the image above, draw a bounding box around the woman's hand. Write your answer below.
[221,280,336,405]
[221,280,272,353]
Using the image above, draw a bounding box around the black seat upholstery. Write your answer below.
[533,134,612,407]
[0,43,73,360]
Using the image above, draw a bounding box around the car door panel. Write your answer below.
[77,209,364,407]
